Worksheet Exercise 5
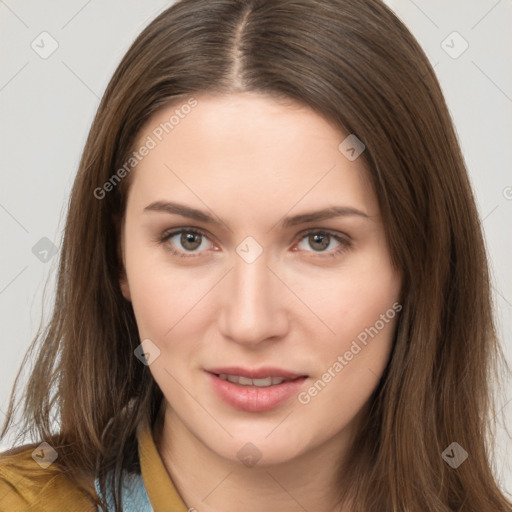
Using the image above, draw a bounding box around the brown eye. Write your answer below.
[158,228,214,258]
[180,231,202,250]
[308,233,330,251]
[296,230,351,258]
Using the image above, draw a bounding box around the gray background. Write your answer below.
[1,0,511,499]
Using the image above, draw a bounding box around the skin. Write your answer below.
[119,92,402,512]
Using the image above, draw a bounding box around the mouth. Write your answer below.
[206,366,307,386]
[205,367,309,412]
[214,374,297,387]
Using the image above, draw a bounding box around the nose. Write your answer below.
[218,252,290,347]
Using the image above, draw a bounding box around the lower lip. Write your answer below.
[207,372,308,412]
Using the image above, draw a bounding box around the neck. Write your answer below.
[153,403,357,512]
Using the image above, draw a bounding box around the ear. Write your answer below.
[119,269,131,302]
[115,213,131,302]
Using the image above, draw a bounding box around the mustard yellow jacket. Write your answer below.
[0,420,189,511]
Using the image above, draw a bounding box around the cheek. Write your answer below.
[295,251,401,400]
[127,269,196,341]
[296,281,400,424]
[124,241,219,344]
[297,251,400,345]
[122,232,177,338]
[338,270,400,342]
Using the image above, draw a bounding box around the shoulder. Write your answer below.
[0,444,97,512]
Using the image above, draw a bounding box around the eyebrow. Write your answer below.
[143,200,369,229]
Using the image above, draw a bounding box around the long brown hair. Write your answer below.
[2,0,511,510]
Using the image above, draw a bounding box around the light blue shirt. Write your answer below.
[95,470,153,511]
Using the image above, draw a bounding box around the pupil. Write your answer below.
[310,233,329,251]
[181,232,201,250]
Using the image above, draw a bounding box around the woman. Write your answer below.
[1,0,510,511]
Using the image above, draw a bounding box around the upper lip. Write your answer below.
[206,366,307,380]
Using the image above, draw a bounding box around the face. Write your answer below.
[119,92,401,466]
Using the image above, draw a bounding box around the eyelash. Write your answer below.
[156,227,352,259]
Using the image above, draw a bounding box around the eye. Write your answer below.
[295,230,351,257]
[157,227,351,259]
[158,228,214,258]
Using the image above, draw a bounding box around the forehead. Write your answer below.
[127,92,377,220]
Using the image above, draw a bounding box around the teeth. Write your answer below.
[218,374,287,387]
[238,376,256,386]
